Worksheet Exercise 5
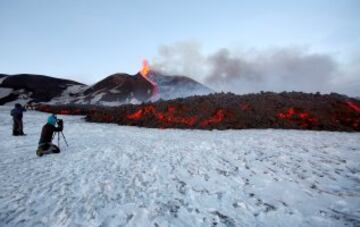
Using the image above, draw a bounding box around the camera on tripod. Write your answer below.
[57,119,63,126]
[54,118,68,148]
[56,119,64,132]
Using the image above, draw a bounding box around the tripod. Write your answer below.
[56,131,69,149]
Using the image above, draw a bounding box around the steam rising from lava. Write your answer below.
[151,41,360,97]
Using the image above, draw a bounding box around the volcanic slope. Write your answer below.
[0,106,359,226]
[149,71,213,100]
[0,71,212,106]
[0,74,85,105]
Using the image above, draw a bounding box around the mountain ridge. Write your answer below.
[0,71,212,105]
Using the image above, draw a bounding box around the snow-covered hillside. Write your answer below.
[0,73,213,106]
[0,106,359,227]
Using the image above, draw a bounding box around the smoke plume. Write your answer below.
[151,41,360,97]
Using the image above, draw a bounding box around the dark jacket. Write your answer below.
[39,123,63,145]
[10,106,26,120]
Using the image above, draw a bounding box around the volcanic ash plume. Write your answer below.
[151,41,360,97]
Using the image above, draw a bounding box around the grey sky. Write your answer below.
[0,0,359,95]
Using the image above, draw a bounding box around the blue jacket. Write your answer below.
[10,106,26,120]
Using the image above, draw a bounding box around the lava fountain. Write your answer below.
[139,59,159,98]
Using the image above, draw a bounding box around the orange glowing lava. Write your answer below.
[139,59,159,97]
[140,59,151,77]
[346,101,360,113]
[277,107,318,128]
[200,110,225,127]
[127,105,198,126]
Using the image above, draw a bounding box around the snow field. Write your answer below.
[0,106,359,226]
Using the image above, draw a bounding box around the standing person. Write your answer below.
[36,114,64,157]
[10,103,26,136]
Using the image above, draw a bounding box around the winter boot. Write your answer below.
[36,148,43,157]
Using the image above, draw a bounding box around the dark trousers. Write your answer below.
[13,118,24,135]
[38,143,60,154]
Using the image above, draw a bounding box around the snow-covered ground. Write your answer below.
[0,106,359,227]
[0,88,13,99]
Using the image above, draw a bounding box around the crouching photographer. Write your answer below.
[36,114,64,157]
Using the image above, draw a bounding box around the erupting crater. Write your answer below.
[139,59,159,99]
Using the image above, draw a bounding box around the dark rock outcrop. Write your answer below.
[0,74,84,104]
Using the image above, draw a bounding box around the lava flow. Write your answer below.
[126,105,228,128]
[34,92,360,131]
[346,101,360,113]
[127,105,198,126]
[200,110,225,127]
[277,107,318,128]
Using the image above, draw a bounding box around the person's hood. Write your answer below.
[47,115,57,126]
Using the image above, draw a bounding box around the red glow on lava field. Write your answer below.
[346,101,360,113]
[126,105,228,127]
[277,107,318,128]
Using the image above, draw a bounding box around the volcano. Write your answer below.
[0,66,212,106]
[73,60,212,105]
[80,72,155,105]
